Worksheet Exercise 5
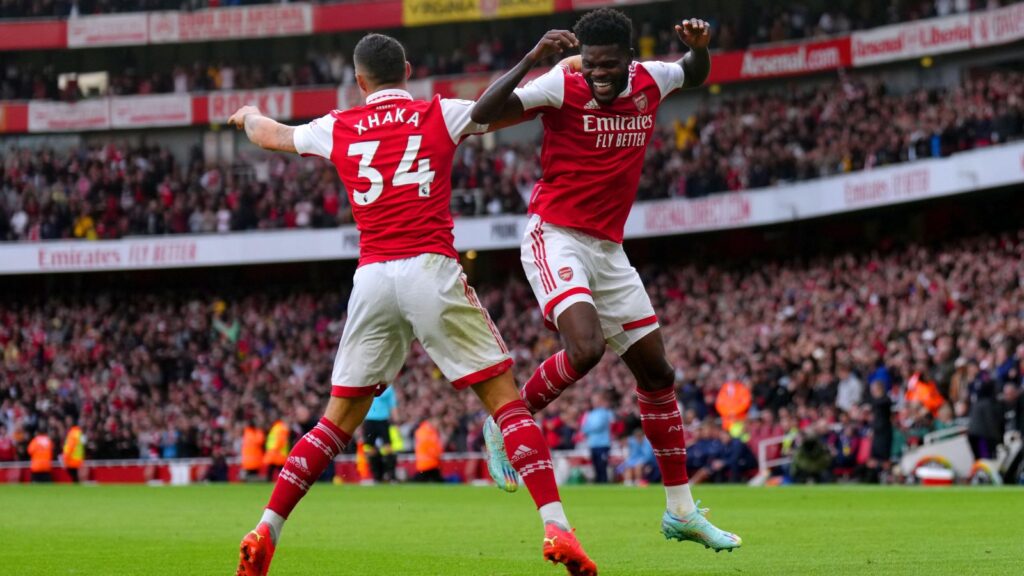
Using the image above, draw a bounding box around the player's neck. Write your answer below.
[364,83,408,101]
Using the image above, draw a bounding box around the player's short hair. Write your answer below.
[353,33,407,85]
[573,8,633,51]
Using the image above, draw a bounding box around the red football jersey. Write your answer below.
[294,89,488,265]
[514,61,686,243]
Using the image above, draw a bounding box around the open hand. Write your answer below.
[528,30,579,63]
[675,18,711,50]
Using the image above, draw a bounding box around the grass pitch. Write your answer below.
[0,483,1020,575]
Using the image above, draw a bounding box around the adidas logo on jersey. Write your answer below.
[584,99,600,110]
[510,444,538,464]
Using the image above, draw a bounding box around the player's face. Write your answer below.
[580,44,631,104]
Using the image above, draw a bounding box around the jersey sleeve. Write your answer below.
[292,113,337,159]
[640,60,686,100]
[440,98,489,144]
[513,64,566,111]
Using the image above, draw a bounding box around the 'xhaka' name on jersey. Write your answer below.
[354,105,422,135]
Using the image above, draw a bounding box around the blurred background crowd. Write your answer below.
[4,70,1022,242]
[3,226,1022,484]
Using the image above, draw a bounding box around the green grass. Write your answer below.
[0,484,1021,575]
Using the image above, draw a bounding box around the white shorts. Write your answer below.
[331,253,512,397]
[520,215,659,356]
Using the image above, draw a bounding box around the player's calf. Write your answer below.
[238,414,352,576]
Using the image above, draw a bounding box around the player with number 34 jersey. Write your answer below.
[228,32,596,576]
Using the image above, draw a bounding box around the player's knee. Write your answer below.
[636,361,675,392]
[566,338,605,374]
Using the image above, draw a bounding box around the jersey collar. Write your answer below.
[366,88,413,105]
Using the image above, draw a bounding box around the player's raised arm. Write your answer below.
[470,29,578,125]
[227,105,298,154]
[675,18,712,88]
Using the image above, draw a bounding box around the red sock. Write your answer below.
[495,400,559,508]
[519,350,582,412]
[266,417,350,518]
[637,387,689,486]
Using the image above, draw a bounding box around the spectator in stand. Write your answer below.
[0,424,16,462]
[619,426,656,486]
[686,421,726,484]
[4,71,1023,242]
[835,365,864,415]
[581,393,614,484]
[721,427,758,482]
[790,424,832,483]
[0,226,1021,487]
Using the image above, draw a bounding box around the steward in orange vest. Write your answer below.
[28,430,54,483]
[264,420,289,481]
[62,424,85,483]
[241,423,265,481]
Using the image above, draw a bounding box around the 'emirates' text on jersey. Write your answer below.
[293,89,487,265]
[514,61,685,243]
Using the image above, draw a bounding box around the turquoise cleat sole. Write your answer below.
[483,416,519,493]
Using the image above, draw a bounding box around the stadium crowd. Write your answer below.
[3,70,1022,242]
[0,1,1013,100]
[1,0,1005,35]
[2,227,1022,484]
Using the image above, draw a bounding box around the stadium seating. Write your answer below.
[2,226,1021,484]
[3,70,1021,241]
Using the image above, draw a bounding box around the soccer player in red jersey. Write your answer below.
[229,33,596,576]
[472,10,743,552]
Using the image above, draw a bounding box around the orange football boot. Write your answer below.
[236,523,275,576]
[542,523,598,576]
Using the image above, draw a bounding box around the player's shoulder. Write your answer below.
[633,60,662,79]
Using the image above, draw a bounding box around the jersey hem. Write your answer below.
[358,248,460,267]
[530,211,624,244]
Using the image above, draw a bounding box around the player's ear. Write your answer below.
[355,72,370,96]
[405,61,412,81]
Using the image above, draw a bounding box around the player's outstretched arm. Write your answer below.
[470,29,578,125]
[675,18,712,88]
[227,105,297,154]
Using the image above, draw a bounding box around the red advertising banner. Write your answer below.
[149,4,313,44]
[27,100,110,133]
[0,20,66,51]
[314,0,403,33]
[641,193,753,234]
[707,37,851,84]
[67,14,149,48]
[111,94,193,128]
[207,89,294,123]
